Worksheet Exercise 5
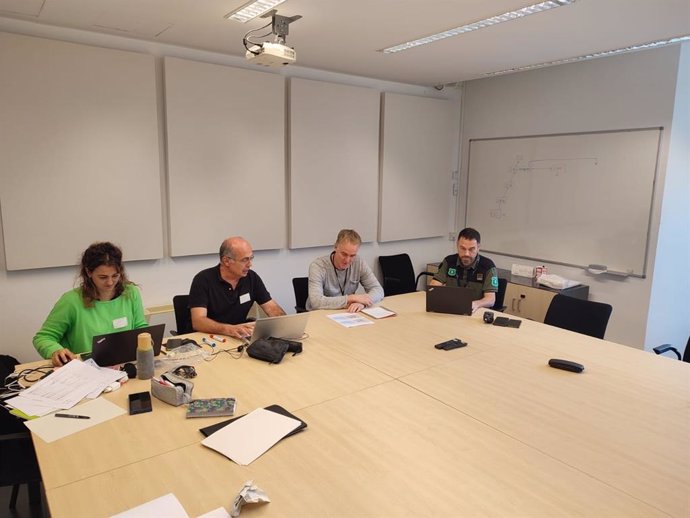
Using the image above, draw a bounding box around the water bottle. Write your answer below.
[136,332,154,380]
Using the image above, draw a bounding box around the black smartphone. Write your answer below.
[434,338,468,350]
[128,391,153,415]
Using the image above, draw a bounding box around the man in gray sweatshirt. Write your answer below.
[307,229,384,313]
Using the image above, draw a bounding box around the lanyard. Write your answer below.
[330,252,349,296]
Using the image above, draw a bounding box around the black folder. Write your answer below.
[199,404,307,438]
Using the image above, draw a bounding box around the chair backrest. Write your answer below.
[492,277,508,311]
[172,295,193,335]
[378,254,416,296]
[292,277,309,313]
[544,294,613,339]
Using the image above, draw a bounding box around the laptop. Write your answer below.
[426,285,474,316]
[91,323,165,367]
[248,312,309,343]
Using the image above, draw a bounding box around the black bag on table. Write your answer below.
[247,337,302,364]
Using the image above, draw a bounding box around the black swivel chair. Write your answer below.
[292,277,309,313]
[378,254,432,296]
[653,336,690,362]
[1,354,42,510]
[172,294,193,335]
[492,277,508,312]
[543,294,613,339]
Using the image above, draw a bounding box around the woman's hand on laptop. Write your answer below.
[51,348,77,367]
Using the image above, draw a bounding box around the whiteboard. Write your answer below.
[0,33,163,270]
[289,78,379,248]
[466,129,661,276]
[379,93,455,242]
[165,57,285,256]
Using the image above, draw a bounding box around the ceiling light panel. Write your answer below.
[225,0,286,23]
[382,0,577,53]
[483,35,690,77]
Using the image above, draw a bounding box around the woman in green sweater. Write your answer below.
[33,242,148,366]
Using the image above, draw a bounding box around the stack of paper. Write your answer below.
[6,360,125,417]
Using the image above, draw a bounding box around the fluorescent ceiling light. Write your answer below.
[483,35,690,77]
[225,0,286,23]
[381,0,576,53]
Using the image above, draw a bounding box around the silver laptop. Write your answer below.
[426,286,474,316]
[91,324,165,366]
[249,312,309,342]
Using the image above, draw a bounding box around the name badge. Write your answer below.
[113,317,128,329]
[476,273,484,281]
[239,293,251,304]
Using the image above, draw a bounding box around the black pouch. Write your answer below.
[247,337,302,364]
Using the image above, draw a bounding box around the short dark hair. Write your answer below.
[457,227,481,244]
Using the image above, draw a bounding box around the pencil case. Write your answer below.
[151,371,194,406]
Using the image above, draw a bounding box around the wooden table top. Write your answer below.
[26,292,689,517]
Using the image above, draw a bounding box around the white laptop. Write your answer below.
[248,312,310,343]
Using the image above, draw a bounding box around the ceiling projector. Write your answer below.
[243,10,301,68]
[246,42,296,67]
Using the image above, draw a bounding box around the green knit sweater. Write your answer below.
[33,284,148,359]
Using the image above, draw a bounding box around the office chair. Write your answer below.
[378,254,433,296]
[0,401,42,510]
[543,294,612,339]
[292,277,309,313]
[172,294,193,335]
[653,336,690,362]
[492,277,508,312]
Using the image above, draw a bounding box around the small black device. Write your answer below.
[483,311,495,324]
[548,359,585,373]
[434,338,468,351]
[128,391,153,415]
[80,351,93,361]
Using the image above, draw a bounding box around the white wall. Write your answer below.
[459,46,683,349]
[0,22,458,363]
[645,42,690,353]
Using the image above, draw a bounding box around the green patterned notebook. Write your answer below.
[186,398,236,418]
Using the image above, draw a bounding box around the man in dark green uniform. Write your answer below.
[430,228,498,312]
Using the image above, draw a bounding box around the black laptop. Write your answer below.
[425,286,474,316]
[91,324,165,366]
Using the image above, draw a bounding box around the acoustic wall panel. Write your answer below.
[0,33,163,270]
[379,93,455,242]
[289,78,379,248]
[165,57,285,256]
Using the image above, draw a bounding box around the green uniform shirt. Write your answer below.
[433,254,498,301]
[33,284,148,359]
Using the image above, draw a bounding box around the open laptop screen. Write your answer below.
[91,323,165,366]
[425,286,474,316]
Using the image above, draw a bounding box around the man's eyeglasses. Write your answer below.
[226,255,254,265]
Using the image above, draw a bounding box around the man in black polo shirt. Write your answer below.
[430,228,498,313]
[189,236,285,339]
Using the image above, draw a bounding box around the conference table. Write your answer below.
[27,292,689,517]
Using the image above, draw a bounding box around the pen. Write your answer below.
[209,334,226,343]
[55,413,90,419]
[202,337,217,348]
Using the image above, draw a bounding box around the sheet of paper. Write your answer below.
[202,408,302,465]
[198,508,230,518]
[8,360,127,416]
[110,493,189,518]
[361,306,396,319]
[25,397,126,443]
[327,313,375,328]
[83,359,127,398]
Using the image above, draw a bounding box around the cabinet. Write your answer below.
[502,273,589,322]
